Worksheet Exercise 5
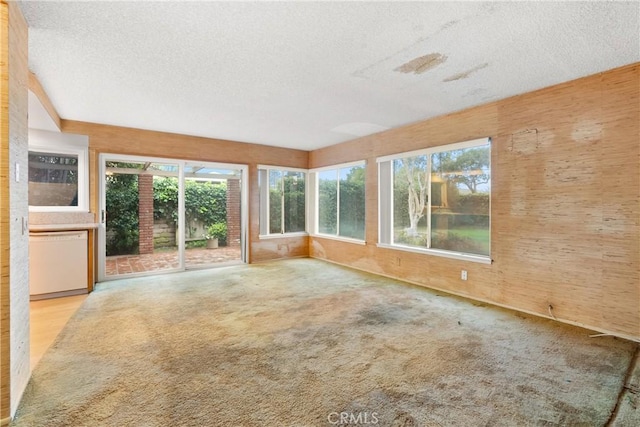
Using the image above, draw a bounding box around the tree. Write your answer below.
[318,177,337,234]
[317,166,365,238]
[283,173,306,232]
[153,178,227,235]
[396,156,429,235]
[105,172,139,255]
[435,147,490,194]
[339,166,365,239]
[269,173,306,233]
[345,165,365,184]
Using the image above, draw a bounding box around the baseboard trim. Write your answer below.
[250,255,308,264]
[1,416,11,426]
[311,256,640,344]
[30,288,88,301]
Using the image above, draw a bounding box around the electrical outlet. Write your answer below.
[461,270,468,281]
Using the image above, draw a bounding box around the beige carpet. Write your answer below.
[12,259,638,426]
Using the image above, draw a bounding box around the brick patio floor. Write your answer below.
[105,246,242,276]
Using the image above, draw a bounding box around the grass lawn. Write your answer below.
[394,225,490,255]
[448,227,490,240]
[446,227,490,254]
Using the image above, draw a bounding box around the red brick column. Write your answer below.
[226,178,241,247]
[138,174,154,255]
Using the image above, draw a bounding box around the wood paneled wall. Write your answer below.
[60,120,310,264]
[0,2,10,421]
[309,63,640,341]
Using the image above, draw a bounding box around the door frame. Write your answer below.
[98,153,248,281]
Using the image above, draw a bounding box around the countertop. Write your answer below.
[29,223,99,232]
[29,211,97,232]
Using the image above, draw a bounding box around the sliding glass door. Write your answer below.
[98,155,247,281]
[182,163,243,269]
[101,158,181,278]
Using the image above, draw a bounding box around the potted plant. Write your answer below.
[205,223,227,249]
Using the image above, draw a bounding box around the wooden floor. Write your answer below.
[30,294,88,370]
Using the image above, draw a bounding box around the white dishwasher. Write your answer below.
[29,230,88,300]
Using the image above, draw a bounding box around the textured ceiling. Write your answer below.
[20,1,640,150]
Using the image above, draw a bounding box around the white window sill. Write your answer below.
[258,232,308,240]
[310,233,366,246]
[376,243,492,264]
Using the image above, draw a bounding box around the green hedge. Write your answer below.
[105,175,228,256]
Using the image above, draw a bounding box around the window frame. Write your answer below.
[309,160,366,245]
[257,165,308,238]
[377,137,491,264]
[28,130,89,212]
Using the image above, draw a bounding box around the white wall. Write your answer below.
[8,0,30,415]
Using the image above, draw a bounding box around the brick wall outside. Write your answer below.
[226,179,241,247]
[138,174,154,254]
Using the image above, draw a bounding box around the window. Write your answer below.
[258,166,306,236]
[311,162,365,241]
[378,138,491,262]
[28,129,89,212]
